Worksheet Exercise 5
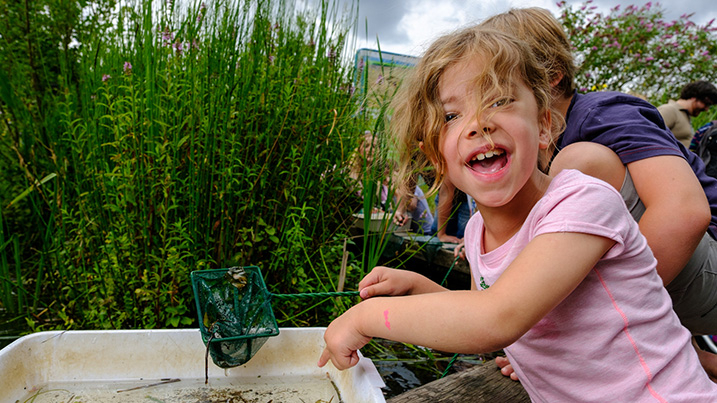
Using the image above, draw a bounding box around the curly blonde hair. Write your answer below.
[390,26,561,196]
[481,7,577,100]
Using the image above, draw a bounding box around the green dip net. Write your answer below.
[191,266,279,368]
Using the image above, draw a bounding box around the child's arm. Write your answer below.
[435,181,462,243]
[319,231,614,370]
[627,155,710,285]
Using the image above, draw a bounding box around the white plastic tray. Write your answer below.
[0,327,385,403]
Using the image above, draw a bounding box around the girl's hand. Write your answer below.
[393,210,408,227]
[454,241,466,259]
[358,266,416,299]
[318,306,372,370]
[495,356,520,381]
[358,266,447,299]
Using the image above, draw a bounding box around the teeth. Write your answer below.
[471,149,503,162]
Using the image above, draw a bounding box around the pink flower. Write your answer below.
[102,74,111,82]
[123,61,132,74]
[162,26,174,45]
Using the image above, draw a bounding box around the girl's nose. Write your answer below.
[465,114,493,138]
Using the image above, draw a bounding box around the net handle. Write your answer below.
[269,291,360,300]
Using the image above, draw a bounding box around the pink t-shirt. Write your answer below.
[464,169,717,402]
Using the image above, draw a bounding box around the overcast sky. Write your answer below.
[340,0,717,57]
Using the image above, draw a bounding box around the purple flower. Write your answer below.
[123,61,132,74]
[162,26,174,45]
[645,56,654,62]
[197,3,206,22]
[102,74,111,82]
[327,47,337,60]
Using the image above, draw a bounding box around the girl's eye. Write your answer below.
[490,98,512,108]
[445,113,458,122]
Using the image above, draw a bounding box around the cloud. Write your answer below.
[343,0,717,57]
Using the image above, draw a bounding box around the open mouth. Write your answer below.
[467,148,507,175]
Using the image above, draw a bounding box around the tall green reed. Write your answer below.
[0,0,365,330]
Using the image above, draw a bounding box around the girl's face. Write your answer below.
[437,56,550,208]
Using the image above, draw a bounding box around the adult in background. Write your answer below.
[658,80,717,148]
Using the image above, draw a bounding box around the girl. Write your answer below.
[318,27,717,401]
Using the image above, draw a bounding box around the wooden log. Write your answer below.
[386,359,530,403]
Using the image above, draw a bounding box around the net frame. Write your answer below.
[191,266,280,368]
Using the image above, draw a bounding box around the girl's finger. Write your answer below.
[317,347,331,368]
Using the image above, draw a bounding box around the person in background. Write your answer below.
[354,131,434,233]
[429,182,472,243]
[481,7,717,381]
[318,26,717,401]
[394,175,435,234]
[658,80,717,148]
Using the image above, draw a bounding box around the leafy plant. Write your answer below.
[0,0,363,330]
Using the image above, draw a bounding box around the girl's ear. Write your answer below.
[419,140,436,165]
[550,72,564,89]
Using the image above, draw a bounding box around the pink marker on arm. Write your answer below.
[383,309,391,330]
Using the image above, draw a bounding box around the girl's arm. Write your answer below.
[319,231,615,370]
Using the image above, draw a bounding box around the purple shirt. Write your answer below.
[560,91,717,238]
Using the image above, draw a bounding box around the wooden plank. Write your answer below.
[386,359,530,403]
